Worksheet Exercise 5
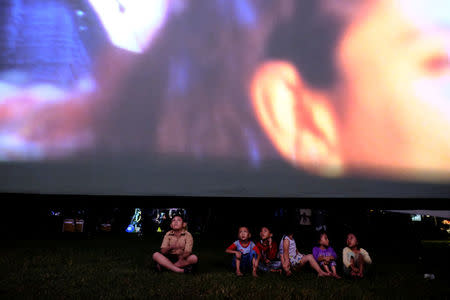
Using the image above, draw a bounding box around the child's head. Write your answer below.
[260,226,273,241]
[284,228,294,238]
[170,214,185,231]
[318,231,329,247]
[346,233,359,249]
[238,226,251,241]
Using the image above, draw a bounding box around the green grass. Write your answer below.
[0,234,449,299]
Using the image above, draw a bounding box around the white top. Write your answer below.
[279,235,297,257]
[342,247,372,268]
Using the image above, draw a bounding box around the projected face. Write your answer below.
[2,0,450,186]
[336,0,450,177]
[251,0,450,180]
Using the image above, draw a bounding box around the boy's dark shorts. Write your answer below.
[164,253,180,263]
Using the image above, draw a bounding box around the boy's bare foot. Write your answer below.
[285,270,292,277]
[236,270,243,276]
[252,271,258,277]
[333,273,341,279]
[318,271,331,277]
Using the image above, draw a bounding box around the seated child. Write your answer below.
[342,233,372,278]
[255,226,282,273]
[226,226,260,277]
[312,231,341,278]
[279,230,330,277]
[152,214,198,273]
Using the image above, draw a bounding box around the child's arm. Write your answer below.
[317,256,327,262]
[160,233,172,254]
[226,243,241,258]
[330,248,338,260]
[160,247,170,254]
[282,238,291,272]
[342,248,352,268]
[253,244,261,267]
[267,240,278,262]
[360,248,372,265]
[179,233,194,259]
[256,242,269,263]
[325,248,337,262]
[349,257,359,273]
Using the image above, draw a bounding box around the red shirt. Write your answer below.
[256,239,278,261]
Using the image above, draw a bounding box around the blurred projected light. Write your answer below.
[76,10,84,17]
[412,214,422,222]
[49,210,61,216]
[87,0,171,53]
[126,208,142,233]
[126,224,134,233]
[399,0,450,28]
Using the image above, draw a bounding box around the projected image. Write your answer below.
[1,0,450,182]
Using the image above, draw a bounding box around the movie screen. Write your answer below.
[1,0,450,195]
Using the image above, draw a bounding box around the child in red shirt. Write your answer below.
[256,226,282,273]
[226,226,260,277]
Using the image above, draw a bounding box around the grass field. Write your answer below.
[1,233,449,299]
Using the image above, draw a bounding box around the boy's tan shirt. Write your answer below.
[161,229,193,254]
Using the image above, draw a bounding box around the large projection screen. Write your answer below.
[1,0,450,197]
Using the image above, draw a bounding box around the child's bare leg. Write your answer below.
[252,257,258,277]
[152,252,184,273]
[281,256,292,276]
[235,257,243,276]
[331,265,341,278]
[300,254,330,277]
[357,255,365,278]
[174,254,198,268]
[323,264,331,274]
[349,257,357,277]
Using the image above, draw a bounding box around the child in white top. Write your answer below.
[342,233,372,278]
[279,230,330,277]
